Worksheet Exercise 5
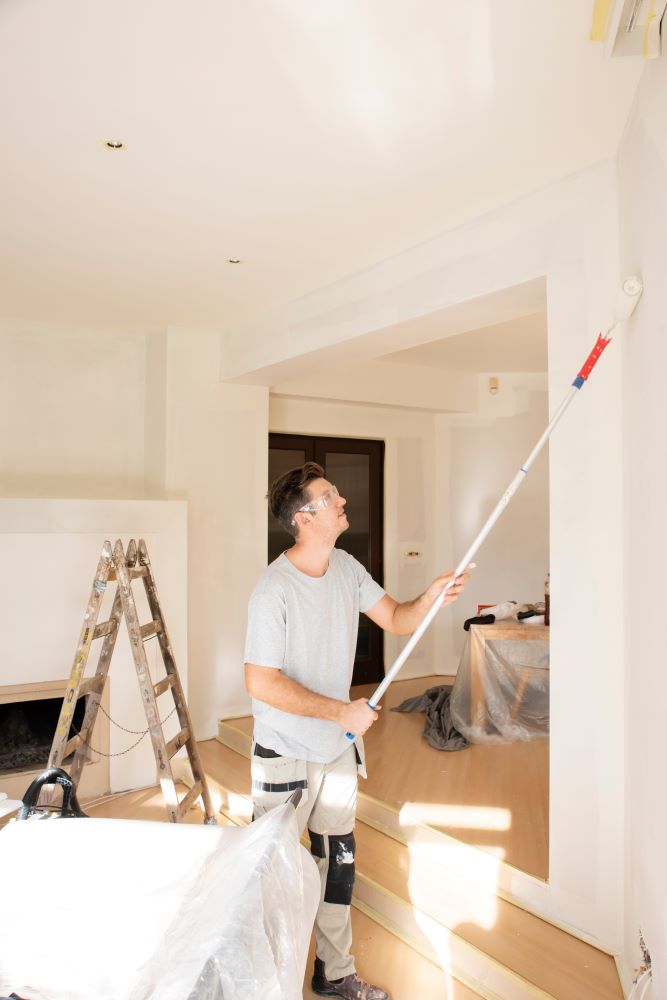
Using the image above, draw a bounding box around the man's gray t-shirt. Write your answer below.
[244,548,385,764]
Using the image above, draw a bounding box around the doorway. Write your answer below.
[268,433,385,685]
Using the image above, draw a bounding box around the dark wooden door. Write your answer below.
[268,433,385,685]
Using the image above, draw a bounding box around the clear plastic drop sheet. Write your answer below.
[450,630,549,744]
[0,802,319,1000]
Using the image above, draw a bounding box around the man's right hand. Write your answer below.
[338,698,381,737]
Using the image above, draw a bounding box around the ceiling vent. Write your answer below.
[590,0,667,57]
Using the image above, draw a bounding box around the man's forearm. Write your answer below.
[373,570,468,635]
[390,592,432,635]
[245,664,345,724]
[244,663,380,736]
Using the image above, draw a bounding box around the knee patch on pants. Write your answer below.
[310,831,356,905]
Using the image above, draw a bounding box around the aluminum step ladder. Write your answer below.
[47,538,216,824]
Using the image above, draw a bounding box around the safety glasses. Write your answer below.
[291,485,340,524]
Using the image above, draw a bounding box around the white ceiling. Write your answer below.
[0,1,644,332]
[379,311,548,372]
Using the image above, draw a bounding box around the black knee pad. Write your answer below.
[323,832,356,905]
[309,830,325,859]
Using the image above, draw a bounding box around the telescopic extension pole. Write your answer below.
[345,277,643,739]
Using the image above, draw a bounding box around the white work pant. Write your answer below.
[251,742,359,981]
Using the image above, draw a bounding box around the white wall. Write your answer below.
[618,56,667,996]
[445,376,549,652]
[0,321,147,498]
[164,329,269,733]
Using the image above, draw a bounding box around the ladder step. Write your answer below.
[63,734,83,759]
[178,781,203,820]
[153,675,176,698]
[140,619,163,641]
[166,727,190,759]
[78,676,105,698]
[107,566,148,582]
[93,620,118,640]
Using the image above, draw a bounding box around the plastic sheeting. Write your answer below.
[0,802,320,1000]
[450,629,549,744]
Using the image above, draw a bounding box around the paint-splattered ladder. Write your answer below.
[47,538,217,824]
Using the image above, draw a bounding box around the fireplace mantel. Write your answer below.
[0,678,110,803]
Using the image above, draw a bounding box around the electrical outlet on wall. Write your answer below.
[400,544,424,565]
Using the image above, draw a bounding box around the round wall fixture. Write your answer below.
[227,258,242,264]
[104,139,126,150]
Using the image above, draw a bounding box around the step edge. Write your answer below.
[358,787,548,886]
[354,872,557,1000]
[355,795,617,958]
[351,894,507,1000]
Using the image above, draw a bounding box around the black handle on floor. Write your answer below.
[17,766,88,820]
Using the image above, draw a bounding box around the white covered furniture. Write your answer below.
[0,802,319,1000]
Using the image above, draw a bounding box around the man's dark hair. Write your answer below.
[268,462,324,538]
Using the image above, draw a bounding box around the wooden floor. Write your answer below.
[223,675,549,879]
[301,909,483,1000]
[356,676,549,880]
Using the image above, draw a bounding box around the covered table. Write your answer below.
[0,801,319,1000]
[450,620,549,743]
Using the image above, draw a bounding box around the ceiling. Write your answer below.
[379,312,548,373]
[0,1,644,332]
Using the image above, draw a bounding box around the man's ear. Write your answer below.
[294,511,309,531]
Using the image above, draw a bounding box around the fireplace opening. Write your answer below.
[0,697,87,775]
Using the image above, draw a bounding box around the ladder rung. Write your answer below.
[63,735,83,759]
[107,566,147,582]
[93,620,117,640]
[153,675,176,698]
[178,781,203,819]
[140,619,163,641]
[78,676,105,698]
[166,727,190,759]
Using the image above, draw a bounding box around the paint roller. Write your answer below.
[346,276,644,739]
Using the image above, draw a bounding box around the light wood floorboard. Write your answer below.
[355,676,549,881]
[301,910,483,1000]
[85,783,236,825]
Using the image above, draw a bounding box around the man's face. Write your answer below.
[301,478,348,540]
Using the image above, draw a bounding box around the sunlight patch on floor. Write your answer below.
[402,808,502,935]
[399,801,512,831]
[406,838,499,931]
[225,789,252,821]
